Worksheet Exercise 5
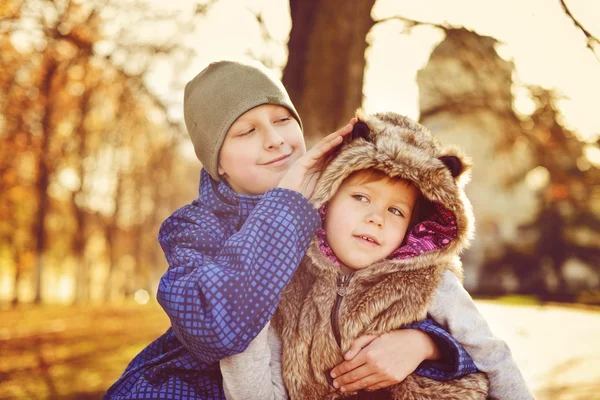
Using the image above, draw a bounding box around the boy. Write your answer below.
[104,62,477,400]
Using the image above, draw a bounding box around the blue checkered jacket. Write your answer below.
[103,170,477,400]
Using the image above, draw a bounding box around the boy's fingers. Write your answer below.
[323,121,355,142]
[303,120,357,165]
[336,122,355,138]
[365,380,396,391]
[344,334,379,360]
[333,364,374,388]
[305,134,343,161]
[339,373,381,393]
[330,354,366,379]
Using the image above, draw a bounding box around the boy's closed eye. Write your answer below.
[274,116,291,123]
[235,115,290,138]
[237,127,255,138]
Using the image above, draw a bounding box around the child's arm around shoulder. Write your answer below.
[157,189,320,365]
[221,323,288,400]
[429,269,535,400]
[156,122,355,365]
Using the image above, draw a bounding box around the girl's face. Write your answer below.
[218,104,305,195]
[324,172,419,274]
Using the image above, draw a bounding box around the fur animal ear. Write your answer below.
[351,121,371,141]
[439,155,465,178]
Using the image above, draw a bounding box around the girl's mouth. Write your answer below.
[353,234,380,246]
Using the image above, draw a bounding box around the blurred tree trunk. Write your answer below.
[133,222,145,294]
[148,139,180,297]
[11,249,24,307]
[103,172,123,302]
[283,0,376,146]
[73,77,93,304]
[72,189,89,304]
[102,85,128,302]
[11,255,19,306]
[32,57,58,304]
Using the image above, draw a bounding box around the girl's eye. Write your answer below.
[352,194,369,203]
[389,207,404,217]
[276,117,291,123]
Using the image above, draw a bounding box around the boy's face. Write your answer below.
[217,104,305,195]
[324,172,419,274]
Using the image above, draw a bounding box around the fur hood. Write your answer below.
[310,110,475,279]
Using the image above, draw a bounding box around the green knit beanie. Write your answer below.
[183,60,302,182]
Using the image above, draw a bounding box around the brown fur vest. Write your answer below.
[273,240,488,400]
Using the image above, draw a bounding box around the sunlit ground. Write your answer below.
[476,300,600,400]
[1,300,599,399]
[0,303,170,400]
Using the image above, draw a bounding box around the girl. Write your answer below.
[221,111,533,399]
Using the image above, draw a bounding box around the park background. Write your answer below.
[1,0,600,398]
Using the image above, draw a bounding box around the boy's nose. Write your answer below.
[266,138,284,149]
[264,131,284,149]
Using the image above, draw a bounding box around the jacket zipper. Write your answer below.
[331,273,352,348]
[330,274,387,400]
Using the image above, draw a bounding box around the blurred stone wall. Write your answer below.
[417,29,540,292]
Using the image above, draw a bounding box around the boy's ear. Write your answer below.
[439,155,465,178]
[349,121,371,142]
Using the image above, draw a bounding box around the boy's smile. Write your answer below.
[260,152,293,167]
[217,104,305,195]
[324,170,419,274]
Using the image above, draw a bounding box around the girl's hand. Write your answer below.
[278,118,356,199]
[330,329,441,392]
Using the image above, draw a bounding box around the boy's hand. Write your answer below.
[278,119,356,199]
[330,329,441,392]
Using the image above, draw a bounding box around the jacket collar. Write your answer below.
[198,169,263,229]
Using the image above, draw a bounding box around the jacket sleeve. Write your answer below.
[427,269,535,399]
[403,318,479,380]
[157,188,320,365]
[220,323,288,400]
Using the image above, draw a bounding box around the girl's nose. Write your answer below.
[366,211,384,227]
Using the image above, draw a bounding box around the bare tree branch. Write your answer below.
[195,0,220,15]
[559,0,600,62]
[373,14,453,32]
[244,7,282,69]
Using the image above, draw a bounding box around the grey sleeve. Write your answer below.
[268,324,289,399]
[429,269,535,400]
[220,322,289,400]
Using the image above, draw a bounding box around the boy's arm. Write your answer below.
[157,188,320,365]
[428,269,535,400]
[329,315,481,389]
[402,318,479,380]
[221,323,288,400]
